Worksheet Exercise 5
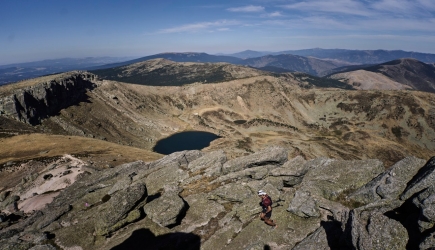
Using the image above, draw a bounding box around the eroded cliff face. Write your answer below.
[0,72,96,125]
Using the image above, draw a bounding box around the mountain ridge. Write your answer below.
[329,58,435,92]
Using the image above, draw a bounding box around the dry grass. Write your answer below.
[0,133,162,166]
[180,176,220,197]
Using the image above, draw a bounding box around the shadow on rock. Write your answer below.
[111,228,200,250]
[321,220,344,250]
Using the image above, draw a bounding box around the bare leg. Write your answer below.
[264,217,276,227]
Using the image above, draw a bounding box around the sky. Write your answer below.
[1,0,435,65]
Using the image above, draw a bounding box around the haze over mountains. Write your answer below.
[0,57,135,85]
[2,48,435,86]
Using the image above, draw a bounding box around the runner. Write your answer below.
[258,190,277,229]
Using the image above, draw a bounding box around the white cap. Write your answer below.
[258,190,267,195]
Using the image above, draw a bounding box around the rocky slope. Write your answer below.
[1,69,434,167]
[329,59,435,92]
[0,147,434,249]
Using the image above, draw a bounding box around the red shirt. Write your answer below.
[262,195,272,209]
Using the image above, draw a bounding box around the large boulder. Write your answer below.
[177,193,225,232]
[346,201,408,250]
[149,150,204,170]
[221,146,288,174]
[287,191,320,218]
[401,156,435,201]
[287,158,384,218]
[95,183,147,236]
[349,156,426,204]
[292,221,343,250]
[187,150,227,177]
[411,186,435,232]
[143,185,187,227]
[145,165,189,195]
[300,158,384,200]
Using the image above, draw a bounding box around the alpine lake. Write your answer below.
[152,131,221,155]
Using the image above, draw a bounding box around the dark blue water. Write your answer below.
[153,131,221,155]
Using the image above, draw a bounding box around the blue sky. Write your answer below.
[1,0,435,65]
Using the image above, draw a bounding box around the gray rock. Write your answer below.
[350,156,426,205]
[178,193,225,232]
[145,164,189,195]
[300,158,384,201]
[292,222,342,250]
[0,240,32,250]
[95,183,147,235]
[0,191,10,202]
[18,231,48,244]
[108,176,132,195]
[233,196,264,224]
[143,185,186,227]
[221,146,288,174]
[287,158,383,218]
[401,156,435,201]
[28,245,57,250]
[287,191,320,218]
[349,208,408,250]
[187,150,227,176]
[283,176,303,187]
[0,213,6,223]
[36,205,72,229]
[150,150,204,170]
[412,186,435,232]
[270,155,308,177]
[201,218,243,250]
[212,165,277,184]
[419,230,435,250]
[209,183,253,203]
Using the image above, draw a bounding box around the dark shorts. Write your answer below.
[262,208,272,219]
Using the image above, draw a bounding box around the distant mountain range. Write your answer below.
[0,57,134,85]
[226,48,435,64]
[89,58,353,90]
[2,48,435,86]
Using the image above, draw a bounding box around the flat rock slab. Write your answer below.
[146,165,188,195]
[178,193,225,232]
[350,156,426,204]
[95,183,147,235]
[222,146,288,174]
[209,183,253,203]
[144,192,186,227]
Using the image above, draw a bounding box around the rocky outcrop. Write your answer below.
[0,72,96,125]
[143,185,186,227]
[349,156,426,204]
[0,147,434,249]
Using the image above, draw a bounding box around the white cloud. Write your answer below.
[371,0,418,14]
[227,5,265,12]
[261,11,283,18]
[158,20,239,33]
[281,0,371,16]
